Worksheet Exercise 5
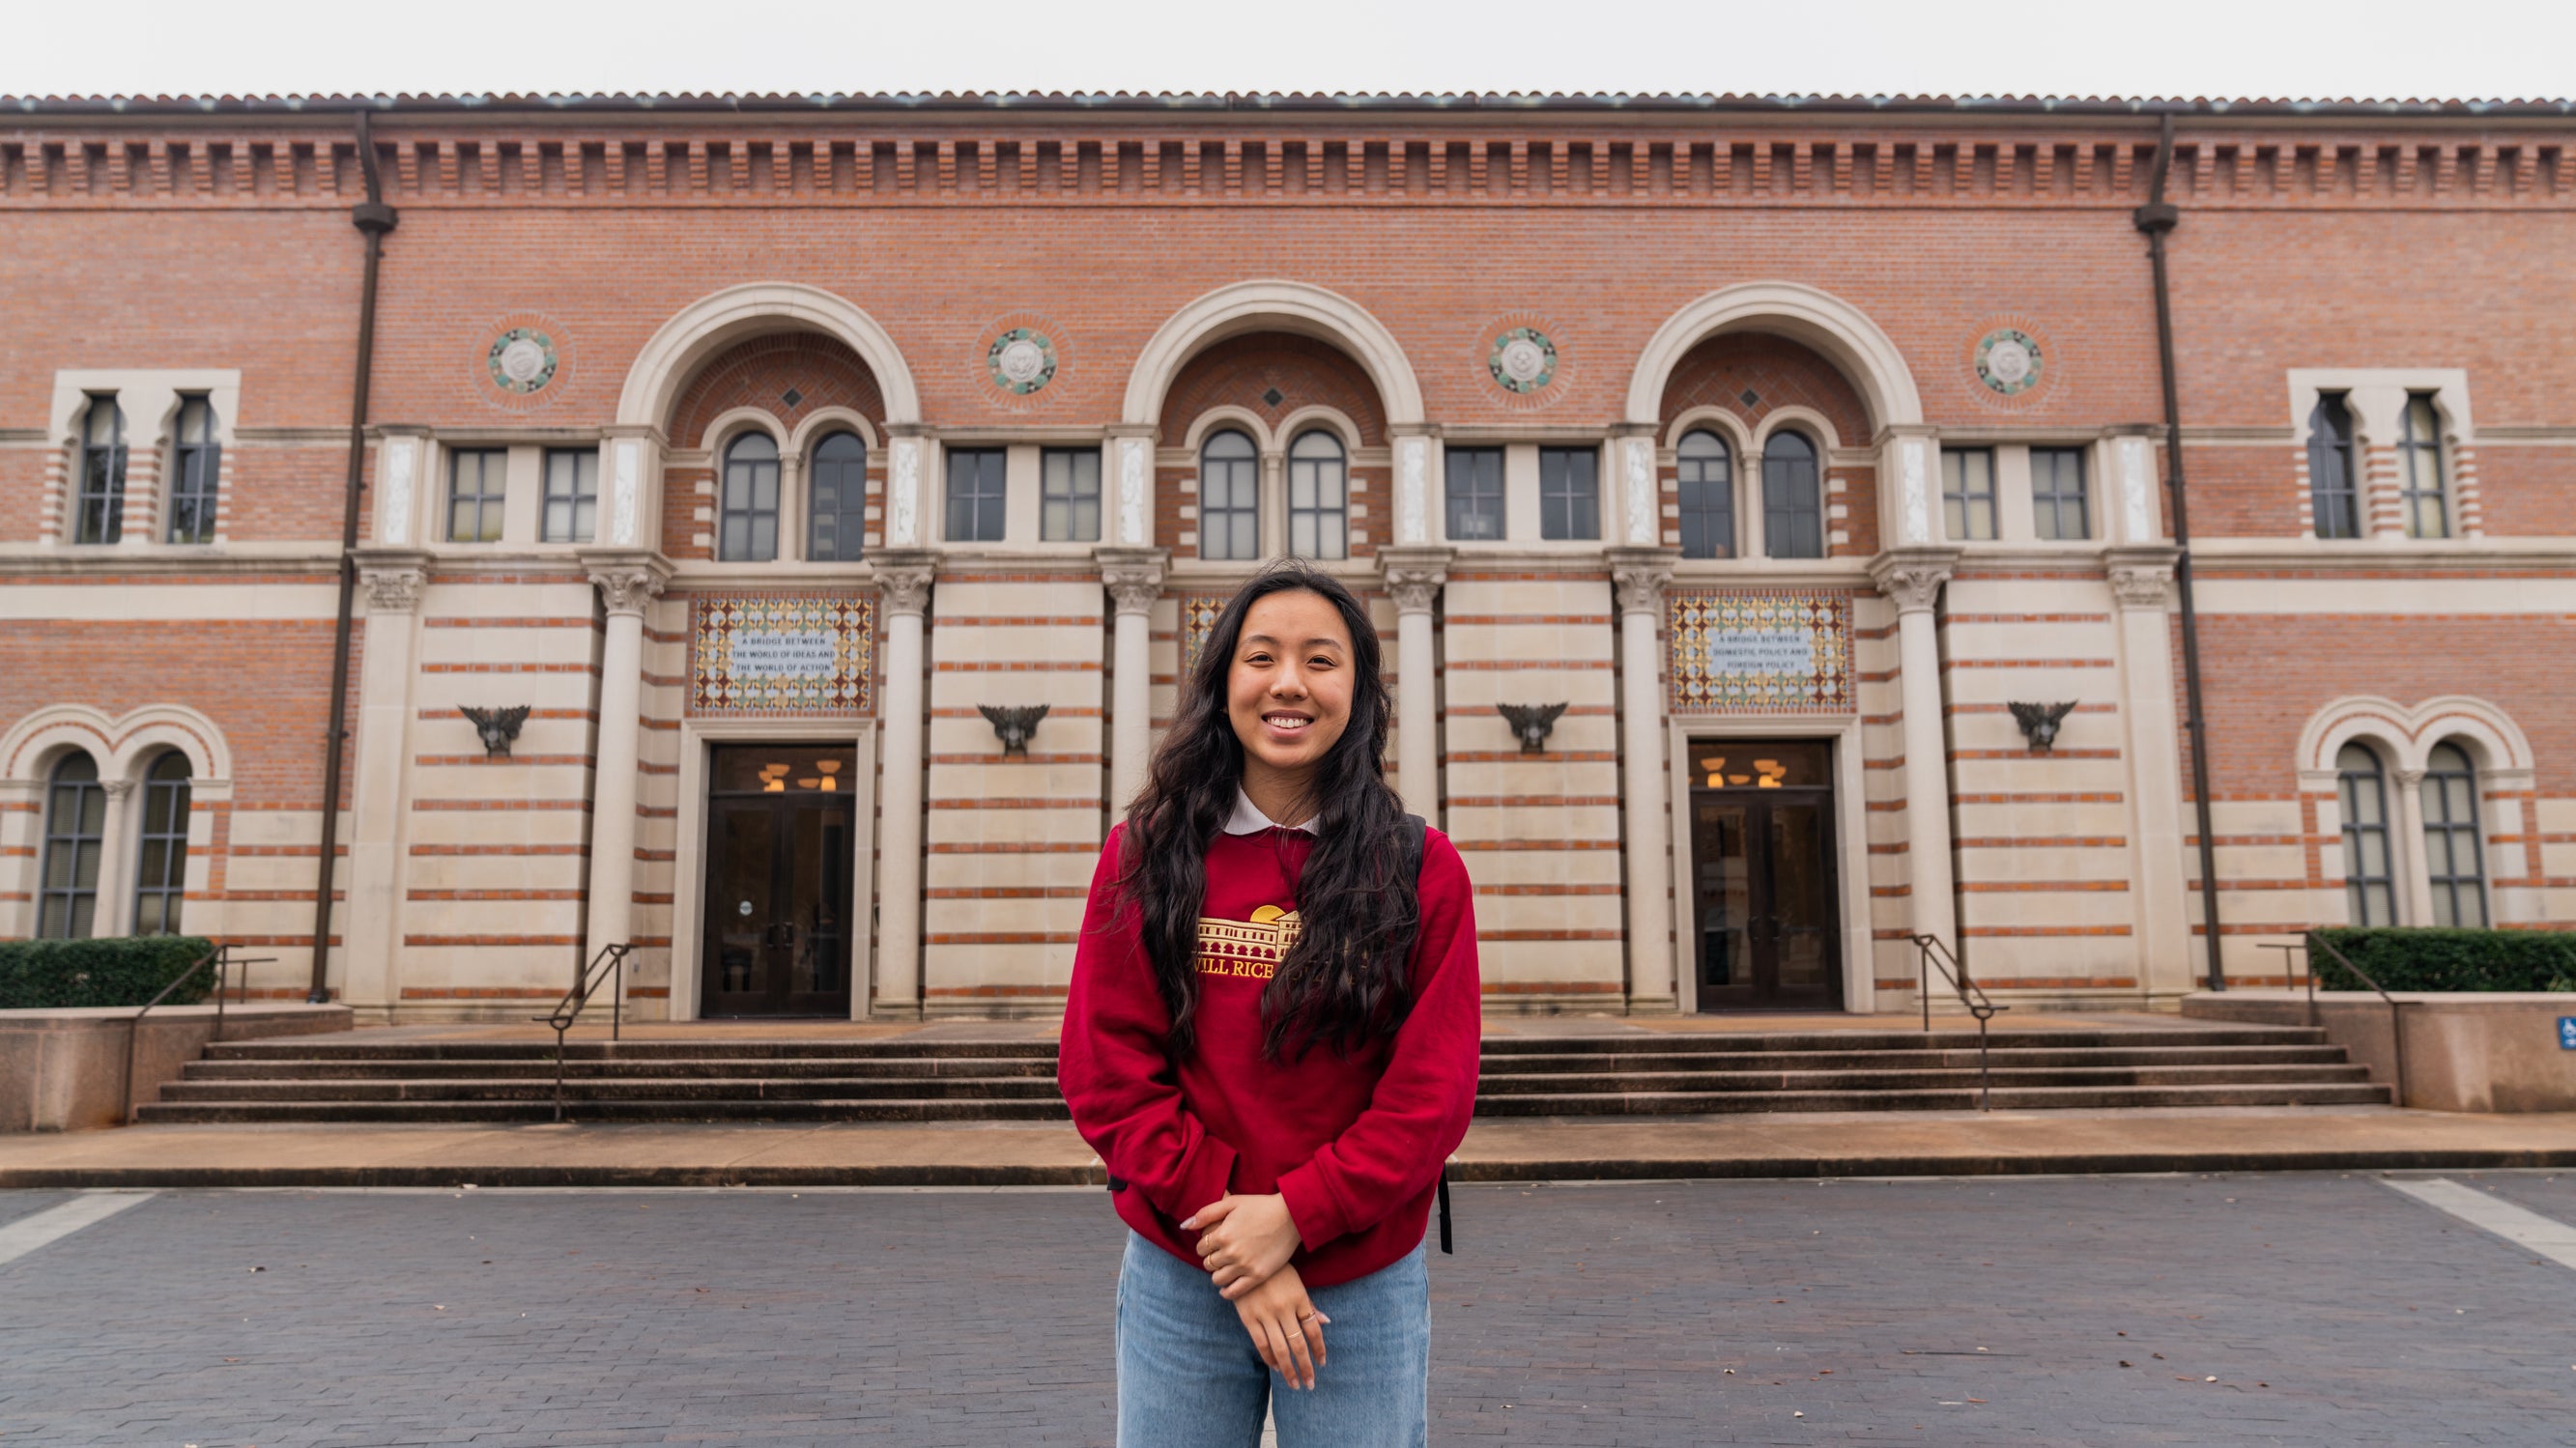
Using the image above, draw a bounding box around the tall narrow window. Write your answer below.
[2031,446,2091,541]
[943,447,1007,545]
[74,395,127,544]
[168,395,221,544]
[1941,447,1998,541]
[1445,446,1504,542]
[2420,741,2487,927]
[1762,432,1823,559]
[1198,430,1259,560]
[1675,431,1734,559]
[2336,742,2395,927]
[446,447,508,544]
[2307,394,2361,540]
[808,431,869,560]
[718,433,781,560]
[38,753,104,939]
[132,752,193,936]
[1041,446,1101,544]
[1287,431,1348,559]
[2398,393,2448,540]
[1538,446,1598,541]
[540,448,597,544]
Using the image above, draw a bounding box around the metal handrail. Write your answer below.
[1908,934,2011,1111]
[534,941,632,1122]
[123,943,276,1124]
[2301,929,2410,1109]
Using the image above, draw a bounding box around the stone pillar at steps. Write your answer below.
[340,549,429,1021]
[1607,547,1679,1011]
[1096,547,1165,822]
[1872,551,1961,984]
[1378,547,1450,826]
[579,551,670,983]
[872,552,936,1017]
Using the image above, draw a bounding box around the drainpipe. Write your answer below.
[307,107,399,1003]
[2132,112,2226,994]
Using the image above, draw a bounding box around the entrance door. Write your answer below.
[1688,739,1843,1011]
[701,744,858,1017]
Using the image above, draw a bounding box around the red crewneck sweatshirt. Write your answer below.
[1057,821,1481,1289]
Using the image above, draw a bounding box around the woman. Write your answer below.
[1059,561,1481,1447]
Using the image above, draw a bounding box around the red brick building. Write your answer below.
[3,92,2568,1020]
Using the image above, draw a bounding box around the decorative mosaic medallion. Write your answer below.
[987,327,1057,395]
[488,327,559,394]
[689,594,876,717]
[1666,589,1854,715]
[1488,327,1558,394]
[1973,327,2044,397]
[472,313,574,412]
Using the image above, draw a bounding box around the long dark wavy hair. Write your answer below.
[1117,561,1420,1063]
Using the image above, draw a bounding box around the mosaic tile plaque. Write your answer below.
[1180,594,1225,675]
[1668,589,1853,715]
[690,594,875,717]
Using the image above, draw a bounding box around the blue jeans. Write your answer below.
[1115,1231,1429,1448]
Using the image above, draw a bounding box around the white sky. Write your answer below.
[4,0,2572,103]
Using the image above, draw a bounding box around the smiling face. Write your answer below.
[1225,588,1356,816]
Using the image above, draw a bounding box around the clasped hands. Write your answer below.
[1184,1193,1327,1389]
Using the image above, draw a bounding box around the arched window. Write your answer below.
[718,432,782,562]
[2398,394,2448,540]
[2335,742,2395,927]
[132,752,193,936]
[808,431,868,562]
[168,395,221,544]
[2307,394,2360,540]
[39,753,104,939]
[1676,430,1733,559]
[1199,430,1259,561]
[1761,431,1823,559]
[1286,431,1347,560]
[2420,742,2487,927]
[75,394,127,545]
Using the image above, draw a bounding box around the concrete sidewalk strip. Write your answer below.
[2,1108,2573,1188]
[2384,1176,2576,1271]
[0,1190,157,1265]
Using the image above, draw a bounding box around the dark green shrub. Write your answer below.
[2308,927,2576,994]
[0,936,220,1009]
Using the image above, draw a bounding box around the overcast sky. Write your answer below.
[6,0,2572,102]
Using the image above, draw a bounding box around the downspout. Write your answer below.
[2132,112,2226,993]
[306,107,399,1003]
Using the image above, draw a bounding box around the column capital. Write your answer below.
[1605,546,1680,616]
[578,548,673,617]
[352,548,431,614]
[1869,548,1959,614]
[100,778,137,801]
[1378,546,1452,616]
[2103,545,2181,610]
[871,550,937,616]
[2395,766,2428,788]
[1095,546,1167,616]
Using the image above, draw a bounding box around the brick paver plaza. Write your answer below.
[4,1173,2572,1445]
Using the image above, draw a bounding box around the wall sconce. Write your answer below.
[1496,702,1568,754]
[459,704,531,759]
[2008,701,2077,754]
[979,703,1050,756]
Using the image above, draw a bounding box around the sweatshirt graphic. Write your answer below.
[1058,823,1482,1289]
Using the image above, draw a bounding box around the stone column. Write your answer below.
[1097,547,1166,820]
[873,552,935,1015]
[1379,547,1450,824]
[580,552,669,980]
[1872,552,1959,962]
[2392,766,2435,927]
[342,549,429,1018]
[94,780,138,939]
[2106,549,2191,999]
[1607,548,1679,1010]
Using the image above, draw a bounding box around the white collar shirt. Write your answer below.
[1222,788,1320,837]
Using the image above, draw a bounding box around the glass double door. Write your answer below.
[1689,740,1843,1011]
[701,745,858,1017]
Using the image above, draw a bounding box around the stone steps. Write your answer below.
[136,1023,2391,1123]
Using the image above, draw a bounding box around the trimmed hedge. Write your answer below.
[2308,927,2576,994]
[0,936,219,1009]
